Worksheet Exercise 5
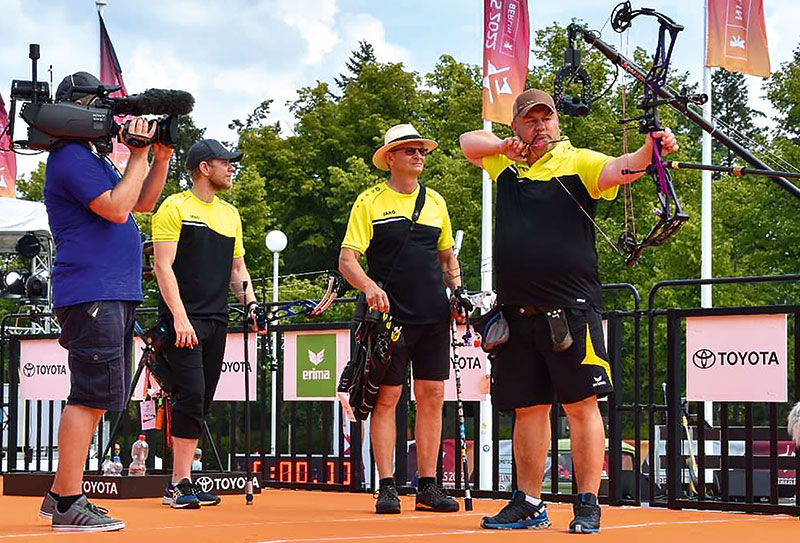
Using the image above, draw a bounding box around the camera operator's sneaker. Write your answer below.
[415,482,459,512]
[569,492,601,534]
[481,491,550,530]
[168,479,201,509]
[39,492,57,519]
[192,481,221,506]
[374,484,401,514]
[51,495,125,532]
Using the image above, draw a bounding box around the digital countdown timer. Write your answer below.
[240,456,353,485]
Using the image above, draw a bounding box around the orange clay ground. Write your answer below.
[1,481,797,542]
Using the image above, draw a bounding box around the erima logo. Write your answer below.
[190,214,201,220]
[383,210,396,217]
[302,349,330,380]
[592,375,607,388]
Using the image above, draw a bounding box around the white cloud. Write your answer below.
[275,0,341,64]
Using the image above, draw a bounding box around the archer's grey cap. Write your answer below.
[185,139,243,170]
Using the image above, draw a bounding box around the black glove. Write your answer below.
[450,286,473,322]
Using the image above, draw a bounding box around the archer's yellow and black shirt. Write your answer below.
[483,140,616,309]
[152,190,245,323]
[342,182,454,325]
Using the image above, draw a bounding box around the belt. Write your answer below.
[513,305,556,317]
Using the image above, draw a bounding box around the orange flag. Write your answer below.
[706,0,770,77]
[482,0,530,125]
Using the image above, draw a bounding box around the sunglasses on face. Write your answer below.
[391,147,430,157]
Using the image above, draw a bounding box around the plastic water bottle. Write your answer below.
[101,456,114,476]
[108,456,123,476]
[128,434,149,476]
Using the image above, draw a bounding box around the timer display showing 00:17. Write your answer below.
[253,458,352,485]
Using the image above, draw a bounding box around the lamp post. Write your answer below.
[265,230,287,456]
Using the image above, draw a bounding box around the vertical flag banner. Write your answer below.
[99,13,131,171]
[482,0,530,125]
[0,93,17,198]
[706,0,770,77]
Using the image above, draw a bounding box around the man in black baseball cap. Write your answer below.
[54,71,103,102]
[185,139,243,172]
[152,137,262,509]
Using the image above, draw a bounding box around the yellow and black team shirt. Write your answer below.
[152,190,245,323]
[342,182,454,325]
[483,140,616,309]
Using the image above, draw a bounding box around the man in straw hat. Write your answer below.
[339,124,465,514]
[460,88,678,533]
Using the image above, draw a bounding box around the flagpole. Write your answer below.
[479,118,493,492]
[96,0,107,77]
[701,0,714,426]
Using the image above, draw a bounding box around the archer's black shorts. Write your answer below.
[161,318,228,439]
[56,301,136,412]
[382,321,450,385]
[491,306,613,411]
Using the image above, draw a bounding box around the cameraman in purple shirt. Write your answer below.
[38,72,173,532]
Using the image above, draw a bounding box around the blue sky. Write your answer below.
[2,0,798,178]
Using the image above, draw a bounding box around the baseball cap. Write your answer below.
[512,89,557,121]
[55,71,102,102]
[185,139,244,170]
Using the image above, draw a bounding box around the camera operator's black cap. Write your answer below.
[185,139,243,170]
[55,71,102,102]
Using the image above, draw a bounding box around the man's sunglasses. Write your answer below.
[390,147,431,157]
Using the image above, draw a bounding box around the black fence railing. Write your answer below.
[1,276,798,517]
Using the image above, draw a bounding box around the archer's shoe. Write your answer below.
[481,491,550,530]
[375,484,401,514]
[51,495,125,532]
[415,482,459,512]
[569,492,601,534]
[39,492,57,519]
[192,480,221,506]
[169,478,201,509]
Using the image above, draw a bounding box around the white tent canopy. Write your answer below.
[0,198,51,253]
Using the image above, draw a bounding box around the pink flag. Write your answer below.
[99,13,131,171]
[0,93,17,198]
[482,0,530,125]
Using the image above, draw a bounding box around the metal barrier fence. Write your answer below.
[1,277,797,517]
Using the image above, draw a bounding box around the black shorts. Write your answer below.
[491,306,613,411]
[56,301,137,412]
[382,321,451,386]
[162,318,228,439]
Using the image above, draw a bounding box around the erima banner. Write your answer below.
[283,328,350,401]
[706,0,770,77]
[131,332,256,402]
[482,0,530,125]
[686,314,787,402]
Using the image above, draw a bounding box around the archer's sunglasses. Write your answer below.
[390,147,431,157]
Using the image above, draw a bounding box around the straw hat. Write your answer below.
[372,124,438,171]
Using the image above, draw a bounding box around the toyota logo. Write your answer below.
[23,362,35,378]
[692,349,716,369]
[196,476,213,493]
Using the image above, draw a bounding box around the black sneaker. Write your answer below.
[569,492,601,534]
[375,484,401,514]
[481,491,550,530]
[415,482,459,512]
